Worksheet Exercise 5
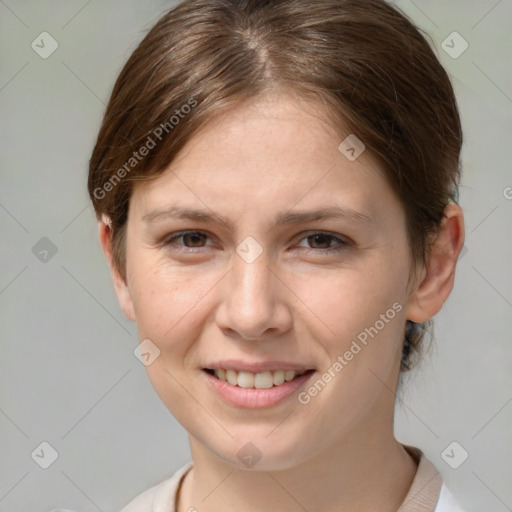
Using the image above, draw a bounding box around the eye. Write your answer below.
[162,230,349,254]
[163,230,213,250]
[296,232,348,254]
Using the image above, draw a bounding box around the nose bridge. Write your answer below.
[217,239,289,339]
[231,244,275,310]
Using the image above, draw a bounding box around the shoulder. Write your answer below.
[119,461,193,512]
[435,483,468,512]
[400,445,468,512]
[118,482,159,512]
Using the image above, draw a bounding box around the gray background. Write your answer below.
[0,1,511,511]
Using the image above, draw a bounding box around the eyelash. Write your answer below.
[162,230,349,255]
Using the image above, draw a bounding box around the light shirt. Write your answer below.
[120,446,467,512]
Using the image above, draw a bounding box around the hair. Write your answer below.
[88,0,463,373]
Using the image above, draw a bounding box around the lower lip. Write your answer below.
[201,369,315,409]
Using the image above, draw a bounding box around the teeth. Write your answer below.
[284,370,296,382]
[212,368,307,388]
[273,371,285,386]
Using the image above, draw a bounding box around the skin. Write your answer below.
[98,90,465,512]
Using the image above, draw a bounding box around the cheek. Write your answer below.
[127,259,221,414]
[293,269,406,427]
[291,253,409,394]
[131,268,201,332]
[298,264,406,340]
[127,253,223,356]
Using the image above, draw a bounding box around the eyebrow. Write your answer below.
[142,205,373,230]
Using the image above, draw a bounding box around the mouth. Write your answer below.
[202,368,315,389]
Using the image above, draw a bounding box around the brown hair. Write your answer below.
[88,0,463,372]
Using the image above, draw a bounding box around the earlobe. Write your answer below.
[404,202,465,323]
[97,216,136,322]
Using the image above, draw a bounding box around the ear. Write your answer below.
[98,215,136,322]
[404,202,465,323]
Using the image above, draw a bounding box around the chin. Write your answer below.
[205,433,309,472]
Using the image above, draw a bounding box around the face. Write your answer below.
[108,92,424,470]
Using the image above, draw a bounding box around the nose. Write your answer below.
[215,246,293,340]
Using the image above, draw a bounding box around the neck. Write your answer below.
[177,430,417,512]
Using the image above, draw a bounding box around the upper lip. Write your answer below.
[203,360,315,373]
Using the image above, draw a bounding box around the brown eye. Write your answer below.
[164,230,211,249]
[181,232,208,247]
[296,232,348,254]
[307,233,334,249]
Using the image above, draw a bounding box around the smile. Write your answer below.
[201,368,316,408]
[203,368,314,389]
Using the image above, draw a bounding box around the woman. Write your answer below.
[88,0,467,510]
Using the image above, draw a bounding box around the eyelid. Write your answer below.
[294,231,350,254]
[163,229,350,252]
[162,230,216,248]
[296,230,350,245]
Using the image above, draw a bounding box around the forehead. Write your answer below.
[129,93,397,224]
